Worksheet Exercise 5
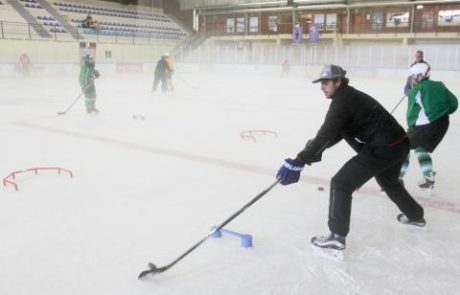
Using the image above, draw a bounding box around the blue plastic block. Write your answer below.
[211,226,252,248]
[211,226,222,238]
[240,234,253,248]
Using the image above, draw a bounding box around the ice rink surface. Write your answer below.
[1,65,459,295]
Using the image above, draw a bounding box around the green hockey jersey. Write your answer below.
[407,79,458,128]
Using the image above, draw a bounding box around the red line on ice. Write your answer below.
[15,122,460,213]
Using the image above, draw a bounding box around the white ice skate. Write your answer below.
[311,233,345,261]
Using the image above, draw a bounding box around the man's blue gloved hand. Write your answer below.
[276,158,304,185]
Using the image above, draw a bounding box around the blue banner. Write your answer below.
[292,23,303,44]
[309,23,320,44]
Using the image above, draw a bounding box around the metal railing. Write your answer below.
[174,43,460,71]
[0,20,185,45]
[200,20,460,37]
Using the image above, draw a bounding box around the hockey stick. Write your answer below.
[57,92,84,115]
[389,95,407,114]
[174,74,199,90]
[138,179,280,279]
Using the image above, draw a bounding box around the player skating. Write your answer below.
[19,50,31,76]
[165,53,175,91]
[79,52,100,114]
[281,59,290,78]
[152,52,173,93]
[276,64,426,254]
[399,63,458,190]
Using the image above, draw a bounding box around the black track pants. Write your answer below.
[328,139,424,237]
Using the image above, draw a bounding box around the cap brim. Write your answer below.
[312,78,326,83]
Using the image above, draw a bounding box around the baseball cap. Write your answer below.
[312,64,347,83]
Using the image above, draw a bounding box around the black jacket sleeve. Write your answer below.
[296,90,351,165]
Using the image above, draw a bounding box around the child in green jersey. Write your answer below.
[399,63,458,189]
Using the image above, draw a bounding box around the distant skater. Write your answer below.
[404,50,431,96]
[79,52,100,114]
[19,50,31,76]
[165,53,175,91]
[281,59,290,78]
[152,53,173,93]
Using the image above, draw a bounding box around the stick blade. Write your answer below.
[138,263,161,279]
[57,112,66,115]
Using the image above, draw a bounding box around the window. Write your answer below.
[421,10,434,29]
[226,18,235,33]
[236,17,245,33]
[314,14,325,31]
[268,15,277,32]
[438,10,460,26]
[386,10,409,27]
[249,16,258,33]
[326,13,337,31]
[372,12,383,30]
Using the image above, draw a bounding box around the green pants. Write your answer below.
[82,83,96,111]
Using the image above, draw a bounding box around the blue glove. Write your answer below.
[276,158,304,185]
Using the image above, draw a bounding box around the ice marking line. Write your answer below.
[13,121,292,177]
[13,122,460,213]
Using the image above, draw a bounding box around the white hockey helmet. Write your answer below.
[83,49,92,58]
[162,52,170,57]
[408,62,430,79]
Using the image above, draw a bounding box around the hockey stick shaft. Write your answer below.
[174,74,198,90]
[57,92,83,115]
[390,95,406,114]
[138,179,280,278]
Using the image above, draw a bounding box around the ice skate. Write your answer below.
[418,172,435,189]
[86,107,99,114]
[311,233,345,261]
[397,213,427,231]
[417,172,435,196]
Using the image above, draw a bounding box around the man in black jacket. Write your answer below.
[276,65,426,251]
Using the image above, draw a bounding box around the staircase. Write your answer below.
[34,0,80,40]
[6,0,52,38]
[171,33,208,62]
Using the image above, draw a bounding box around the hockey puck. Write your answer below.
[317,186,324,191]
[132,115,146,120]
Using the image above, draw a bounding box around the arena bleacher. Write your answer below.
[0,0,188,42]
[53,0,186,40]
